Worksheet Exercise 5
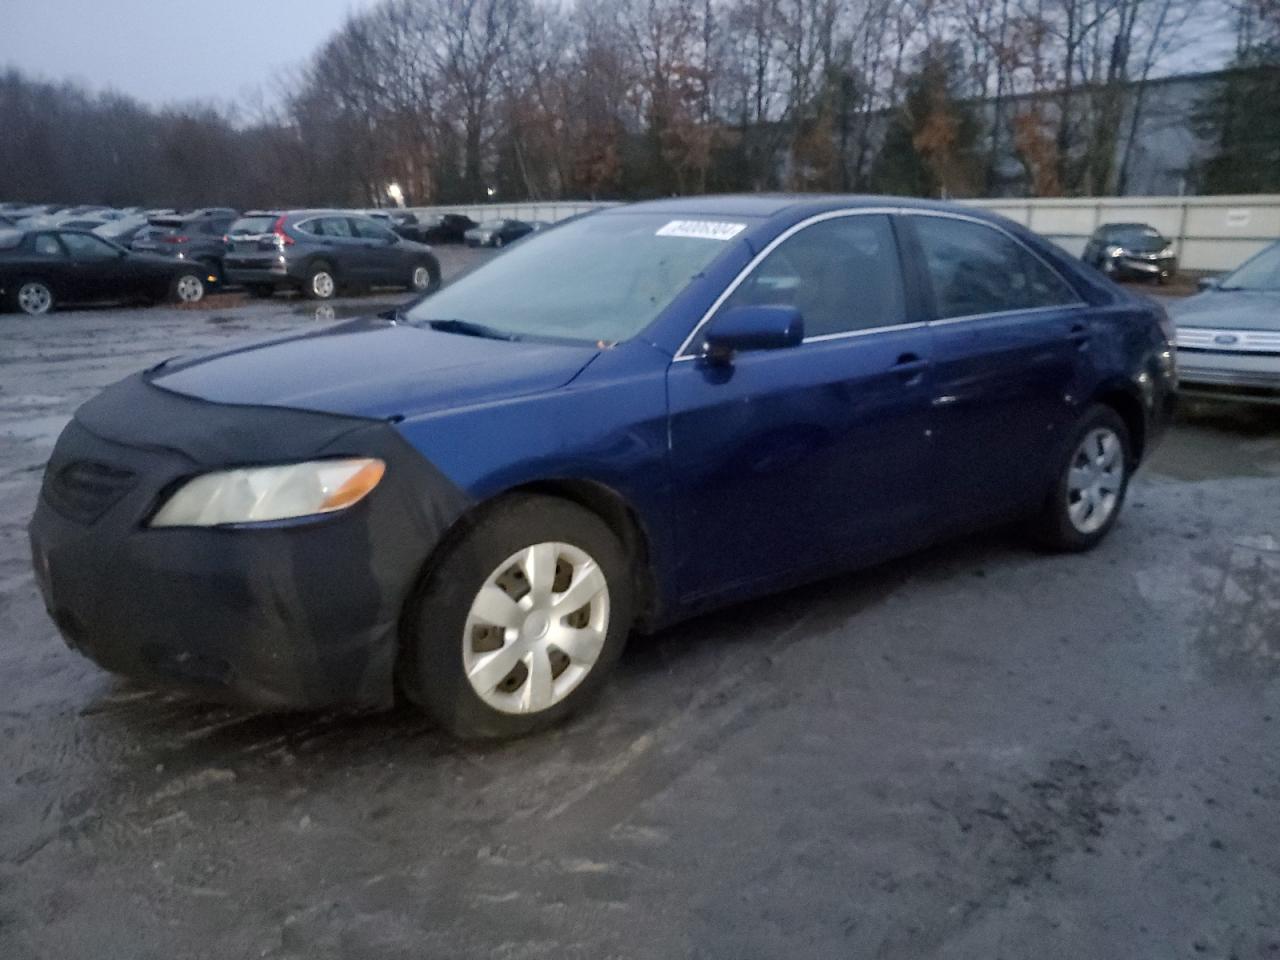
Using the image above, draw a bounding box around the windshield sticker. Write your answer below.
[655,220,746,241]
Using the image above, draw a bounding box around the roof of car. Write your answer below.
[605,193,1013,220]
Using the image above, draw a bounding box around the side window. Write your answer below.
[718,214,905,338]
[304,217,352,238]
[911,216,1079,319]
[351,218,396,242]
[59,232,117,259]
[34,234,64,257]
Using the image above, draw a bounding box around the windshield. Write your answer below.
[406,212,744,343]
[1107,226,1167,252]
[1220,242,1280,291]
[478,220,505,230]
[228,215,277,236]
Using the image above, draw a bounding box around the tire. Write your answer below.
[399,495,634,739]
[303,262,337,300]
[408,258,441,294]
[1031,404,1132,551]
[246,284,275,299]
[170,272,206,305]
[494,235,505,249]
[12,279,54,316]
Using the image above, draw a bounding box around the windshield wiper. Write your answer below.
[423,318,520,341]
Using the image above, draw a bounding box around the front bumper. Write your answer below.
[1114,255,1176,279]
[29,374,470,710]
[1176,349,1280,404]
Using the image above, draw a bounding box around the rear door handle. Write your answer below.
[891,352,927,386]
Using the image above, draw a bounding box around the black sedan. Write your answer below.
[1082,222,1177,283]
[464,218,533,248]
[0,229,210,316]
[419,213,478,244]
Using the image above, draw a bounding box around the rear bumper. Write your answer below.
[28,376,470,710]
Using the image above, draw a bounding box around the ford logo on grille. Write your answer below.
[1214,333,1240,345]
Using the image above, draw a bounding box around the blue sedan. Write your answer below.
[29,196,1176,738]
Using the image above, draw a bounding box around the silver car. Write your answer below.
[1169,241,1280,404]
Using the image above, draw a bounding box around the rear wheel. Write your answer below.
[304,263,336,300]
[1032,404,1131,551]
[399,495,633,739]
[14,279,54,316]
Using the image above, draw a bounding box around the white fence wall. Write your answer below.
[412,195,1280,273]
[957,195,1280,272]
[408,200,620,224]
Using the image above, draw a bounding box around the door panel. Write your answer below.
[667,329,935,602]
[928,308,1089,528]
[903,214,1091,531]
[665,213,939,604]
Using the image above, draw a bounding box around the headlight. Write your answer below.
[1105,245,1124,258]
[1160,246,1175,258]
[150,458,385,527]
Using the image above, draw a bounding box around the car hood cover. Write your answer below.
[149,317,601,419]
[1168,290,1280,331]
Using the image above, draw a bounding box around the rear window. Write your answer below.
[229,216,278,236]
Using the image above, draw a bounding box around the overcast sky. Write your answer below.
[0,0,381,109]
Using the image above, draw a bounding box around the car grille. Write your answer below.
[43,459,138,523]
[1177,327,1280,354]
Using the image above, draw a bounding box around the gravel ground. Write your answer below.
[0,253,1277,959]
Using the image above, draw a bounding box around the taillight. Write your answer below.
[272,216,295,247]
[160,235,188,244]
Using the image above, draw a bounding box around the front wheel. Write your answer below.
[399,495,633,739]
[170,272,206,305]
[1032,405,1131,551]
[409,259,440,294]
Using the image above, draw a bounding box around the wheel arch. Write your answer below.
[1090,384,1146,463]
[412,478,661,633]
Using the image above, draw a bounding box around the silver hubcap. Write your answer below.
[412,266,430,290]
[176,275,204,303]
[1067,427,1124,534]
[312,271,335,298]
[18,282,51,315]
[462,542,610,715]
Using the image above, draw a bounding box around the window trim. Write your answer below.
[674,207,1088,360]
[903,210,1087,324]
[673,207,903,360]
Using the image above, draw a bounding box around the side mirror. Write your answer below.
[701,305,804,363]
[1196,276,1220,292]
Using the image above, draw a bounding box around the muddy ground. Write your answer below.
[0,255,1277,959]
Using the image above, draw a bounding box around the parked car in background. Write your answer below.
[29,196,1175,738]
[0,228,208,315]
[130,210,236,287]
[93,216,149,248]
[1082,223,1177,283]
[464,218,533,248]
[1168,240,1280,404]
[418,213,478,244]
[368,210,431,244]
[223,210,441,300]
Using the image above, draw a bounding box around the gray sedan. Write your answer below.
[1169,241,1280,404]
